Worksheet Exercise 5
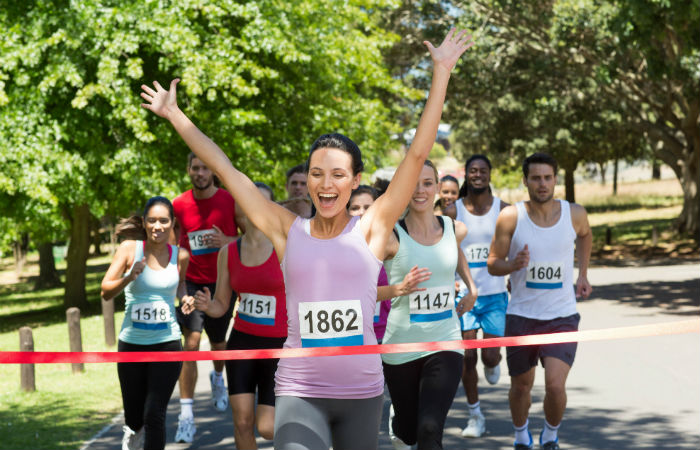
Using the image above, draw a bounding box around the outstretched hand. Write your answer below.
[424,28,475,72]
[140,79,181,120]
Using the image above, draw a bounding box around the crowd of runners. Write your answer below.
[100,28,593,450]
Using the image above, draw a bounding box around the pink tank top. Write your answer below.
[275,216,384,399]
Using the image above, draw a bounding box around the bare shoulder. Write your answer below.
[178,247,190,262]
[499,198,511,210]
[569,202,589,222]
[454,218,468,241]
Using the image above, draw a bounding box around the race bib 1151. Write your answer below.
[237,293,276,326]
[298,300,363,348]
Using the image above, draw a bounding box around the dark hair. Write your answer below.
[116,196,174,240]
[522,152,558,178]
[372,178,390,196]
[440,175,459,185]
[285,164,307,181]
[254,181,275,201]
[423,159,439,182]
[306,133,364,175]
[349,185,379,207]
[459,154,492,198]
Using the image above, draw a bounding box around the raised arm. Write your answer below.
[140,80,295,258]
[362,29,475,258]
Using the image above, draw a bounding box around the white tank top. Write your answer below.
[508,200,577,320]
[455,197,507,296]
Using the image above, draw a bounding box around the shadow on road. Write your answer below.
[585,278,699,316]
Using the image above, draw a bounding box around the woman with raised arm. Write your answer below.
[141,29,473,450]
[101,197,190,450]
[182,182,288,450]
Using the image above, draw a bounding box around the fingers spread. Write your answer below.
[141,84,157,96]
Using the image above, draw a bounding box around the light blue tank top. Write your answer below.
[119,241,181,345]
[382,216,463,365]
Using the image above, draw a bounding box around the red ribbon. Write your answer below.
[2,319,697,364]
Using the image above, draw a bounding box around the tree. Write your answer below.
[0,0,411,308]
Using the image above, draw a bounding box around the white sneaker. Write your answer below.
[462,413,486,438]
[484,363,501,385]
[175,414,196,444]
[209,370,229,412]
[121,425,141,450]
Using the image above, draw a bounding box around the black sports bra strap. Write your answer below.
[236,237,242,259]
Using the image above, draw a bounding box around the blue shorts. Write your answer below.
[455,291,508,335]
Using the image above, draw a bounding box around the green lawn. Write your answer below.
[0,256,126,450]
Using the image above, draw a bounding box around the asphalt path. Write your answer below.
[84,262,699,450]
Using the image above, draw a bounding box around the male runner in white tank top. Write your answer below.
[488,153,592,450]
[446,154,509,439]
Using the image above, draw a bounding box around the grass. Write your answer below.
[0,255,126,450]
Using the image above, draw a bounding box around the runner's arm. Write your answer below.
[455,220,477,314]
[140,80,295,256]
[195,246,233,318]
[101,240,137,299]
[362,30,475,258]
[487,206,525,276]
[571,203,593,299]
[176,247,190,301]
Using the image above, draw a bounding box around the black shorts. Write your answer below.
[176,280,235,343]
[225,329,286,405]
[505,313,580,377]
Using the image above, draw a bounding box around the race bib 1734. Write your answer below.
[298,300,363,348]
[409,285,454,323]
[465,243,489,268]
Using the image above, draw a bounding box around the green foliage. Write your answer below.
[428,142,447,160]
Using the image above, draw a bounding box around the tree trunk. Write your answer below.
[613,158,619,196]
[675,155,699,241]
[598,161,607,185]
[34,242,62,290]
[64,203,91,309]
[651,158,661,180]
[563,163,576,203]
[13,233,29,276]
[90,215,103,256]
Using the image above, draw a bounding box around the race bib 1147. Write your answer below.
[237,293,276,326]
[409,285,454,323]
[298,300,363,348]
[526,262,564,289]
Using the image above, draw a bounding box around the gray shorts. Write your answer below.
[274,394,383,450]
[505,313,580,377]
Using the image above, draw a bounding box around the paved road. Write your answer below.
[85,263,699,450]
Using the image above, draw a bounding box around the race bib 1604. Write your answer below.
[298,300,363,348]
[526,262,564,289]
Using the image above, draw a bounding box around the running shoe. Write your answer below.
[539,430,560,450]
[121,425,140,450]
[209,369,229,412]
[461,413,486,438]
[484,363,501,385]
[514,430,534,450]
[175,414,196,444]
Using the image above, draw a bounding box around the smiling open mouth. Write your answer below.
[318,193,338,208]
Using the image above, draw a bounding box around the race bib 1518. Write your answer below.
[131,301,171,330]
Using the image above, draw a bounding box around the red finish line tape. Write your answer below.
[1,319,698,364]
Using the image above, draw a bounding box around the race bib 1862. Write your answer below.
[298,300,363,347]
[237,293,276,326]
[409,285,454,323]
[526,262,564,289]
[131,301,171,330]
[465,243,489,268]
[187,229,218,255]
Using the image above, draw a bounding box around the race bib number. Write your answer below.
[299,300,363,347]
[187,229,218,255]
[465,243,489,268]
[409,285,454,323]
[237,293,276,326]
[131,301,171,330]
[374,301,381,324]
[526,262,564,289]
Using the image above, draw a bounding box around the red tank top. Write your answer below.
[228,239,288,338]
[173,189,237,284]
